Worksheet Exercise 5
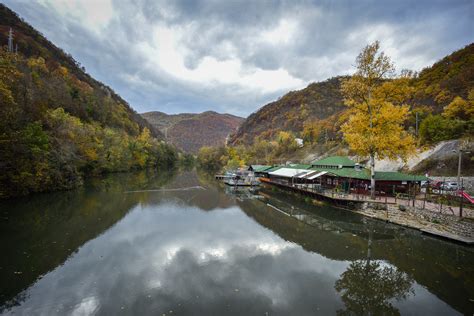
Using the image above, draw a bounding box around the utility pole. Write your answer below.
[8,27,14,53]
[415,112,419,137]
[454,148,470,217]
[457,150,462,186]
[455,149,471,187]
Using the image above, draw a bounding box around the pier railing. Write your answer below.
[259,178,474,218]
[259,178,391,207]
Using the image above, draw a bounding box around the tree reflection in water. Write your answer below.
[335,229,414,315]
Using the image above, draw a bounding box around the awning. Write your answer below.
[295,171,311,178]
[299,170,319,179]
[306,171,328,180]
[268,168,310,178]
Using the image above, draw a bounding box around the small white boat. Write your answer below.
[223,170,260,187]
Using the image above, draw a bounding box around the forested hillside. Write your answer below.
[142,111,243,153]
[230,44,474,147]
[413,43,474,111]
[229,77,346,145]
[141,111,196,133]
[0,4,177,198]
[0,4,161,138]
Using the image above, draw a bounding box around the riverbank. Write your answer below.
[262,182,474,245]
[355,202,474,244]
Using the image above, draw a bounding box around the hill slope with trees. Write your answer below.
[0,4,177,198]
[230,44,474,148]
[142,111,243,153]
[0,4,161,138]
[229,76,346,145]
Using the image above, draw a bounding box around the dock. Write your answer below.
[259,177,392,209]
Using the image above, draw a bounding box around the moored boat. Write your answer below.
[223,170,260,186]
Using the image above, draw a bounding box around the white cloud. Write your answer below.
[260,19,298,44]
[136,24,304,93]
[38,0,114,32]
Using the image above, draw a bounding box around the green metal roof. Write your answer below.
[263,166,283,173]
[286,164,312,169]
[311,156,356,167]
[309,166,428,182]
[249,165,273,172]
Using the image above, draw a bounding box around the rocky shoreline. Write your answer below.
[356,202,474,244]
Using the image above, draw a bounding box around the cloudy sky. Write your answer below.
[2,0,473,117]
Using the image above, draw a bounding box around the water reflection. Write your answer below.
[0,170,472,315]
[335,260,414,315]
[333,228,414,316]
[237,187,473,315]
[0,169,174,308]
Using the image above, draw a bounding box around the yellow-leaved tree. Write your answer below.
[443,95,474,120]
[341,41,415,199]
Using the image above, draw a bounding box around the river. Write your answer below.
[0,169,473,315]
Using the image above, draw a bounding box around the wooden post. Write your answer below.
[460,178,464,218]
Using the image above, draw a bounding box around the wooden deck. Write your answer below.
[259,178,393,209]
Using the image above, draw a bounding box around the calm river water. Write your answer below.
[0,170,473,315]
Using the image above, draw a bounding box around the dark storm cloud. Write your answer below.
[2,0,473,116]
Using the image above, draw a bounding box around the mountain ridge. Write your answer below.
[142,111,244,153]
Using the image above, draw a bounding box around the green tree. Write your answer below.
[302,119,322,144]
[419,114,465,143]
[197,146,228,171]
[179,153,195,168]
[225,146,246,170]
[275,131,298,156]
[249,138,277,164]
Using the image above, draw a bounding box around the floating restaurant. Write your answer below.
[250,156,429,198]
